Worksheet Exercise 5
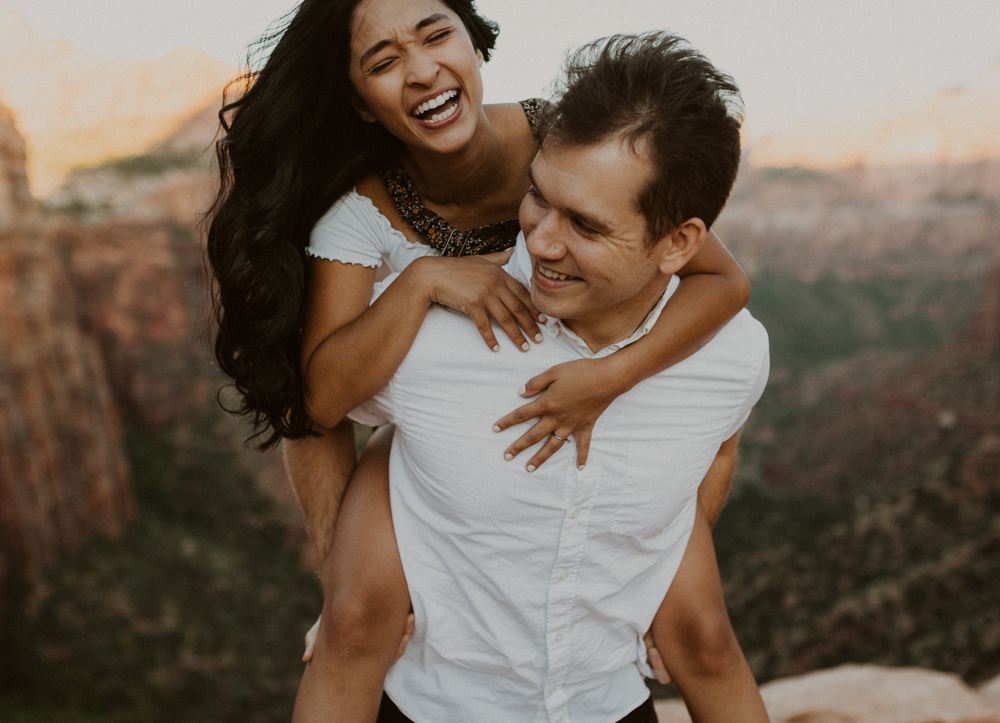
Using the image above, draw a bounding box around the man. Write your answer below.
[302,33,769,722]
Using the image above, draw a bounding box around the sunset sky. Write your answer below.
[8,0,1000,135]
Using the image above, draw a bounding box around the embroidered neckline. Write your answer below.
[378,99,543,257]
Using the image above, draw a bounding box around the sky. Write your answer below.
[8,0,1000,136]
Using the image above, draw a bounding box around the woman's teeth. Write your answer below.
[539,266,575,281]
[413,90,458,121]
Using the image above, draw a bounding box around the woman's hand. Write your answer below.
[302,612,416,663]
[492,356,628,471]
[412,250,544,353]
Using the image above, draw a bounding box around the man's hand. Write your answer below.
[643,630,673,685]
[303,612,415,663]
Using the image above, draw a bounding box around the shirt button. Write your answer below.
[559,571,569,581]
[570,509,581,519]
[548,687,557,697]
[555,633,564,643]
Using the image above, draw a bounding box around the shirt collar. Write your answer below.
[505,232,679,359]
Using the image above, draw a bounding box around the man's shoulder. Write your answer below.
[656,308,768,381]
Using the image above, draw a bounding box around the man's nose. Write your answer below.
[526,212,567,259]
[406,48,439,87]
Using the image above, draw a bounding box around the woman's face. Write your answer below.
[348,0,485,155]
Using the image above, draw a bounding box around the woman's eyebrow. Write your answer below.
[359,13,451,67]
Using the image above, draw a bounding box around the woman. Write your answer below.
[207,0,753,719]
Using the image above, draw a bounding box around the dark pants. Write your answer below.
[377,692,659,722]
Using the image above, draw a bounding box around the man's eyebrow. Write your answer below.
[528,165,612,233]
[359,14,450,68]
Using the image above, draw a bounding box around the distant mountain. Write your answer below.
[0,0,234,196]
[749,61,1000,168]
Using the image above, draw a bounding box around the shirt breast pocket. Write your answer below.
[610,439,710,539]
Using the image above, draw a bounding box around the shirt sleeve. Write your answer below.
[727,322,770,437]
[347,382,394,427]
[306,190,391,268]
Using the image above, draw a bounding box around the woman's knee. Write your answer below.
[320,572,408,656]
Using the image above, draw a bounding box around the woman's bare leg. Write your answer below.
[292,425,411,723]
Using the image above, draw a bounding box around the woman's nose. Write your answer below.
[406,48,439,87]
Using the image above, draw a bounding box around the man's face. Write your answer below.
[519,136,671,350]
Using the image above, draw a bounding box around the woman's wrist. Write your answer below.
[399,256,443,306]
[600,350,643,395]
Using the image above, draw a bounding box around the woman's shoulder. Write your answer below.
[308,180,401,267]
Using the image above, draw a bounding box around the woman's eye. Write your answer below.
[428,29,453,43]
[527,186,545,203]
[369,59,394,75]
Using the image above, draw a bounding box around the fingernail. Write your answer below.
[521,342,530,351]
[534,333,544,343]
[492,345,500,352]
[538,314,547,322]
[578,464,586,471]
[650,649,660,661]
[493,424,501,433]
[505,453,513,461]
[518,385,526,396]
[527,464,536,472]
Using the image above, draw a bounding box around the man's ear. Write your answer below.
[476,48,484,67]
[654,218,707,276]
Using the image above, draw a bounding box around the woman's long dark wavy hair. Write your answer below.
[206,0,499,449]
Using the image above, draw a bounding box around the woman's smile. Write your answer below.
[411,88,462,127]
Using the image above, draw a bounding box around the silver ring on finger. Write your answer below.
[551,433,570,443]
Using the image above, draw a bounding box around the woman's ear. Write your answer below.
[351,96,378,124]
[655,218,707,276]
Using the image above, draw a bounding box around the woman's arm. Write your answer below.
[494,230,750,469]
[301,252,542,428]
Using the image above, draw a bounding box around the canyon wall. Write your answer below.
[0,105,132,592]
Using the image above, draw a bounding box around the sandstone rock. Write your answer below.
[0,230,133,590]
[980,673,1000,713]
[0,101,36,229]
[749,61,1000,169]
[655,665,1000,722]
[0,0,234,196]
[48,221,213,426]
[967,264,1000,349]
[715,160,1000,280]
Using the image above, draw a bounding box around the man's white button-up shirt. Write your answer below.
[351,235,769,723]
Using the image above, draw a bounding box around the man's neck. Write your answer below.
[563,277,672,354]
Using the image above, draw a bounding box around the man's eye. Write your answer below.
[428,29,453,43]
[572,218,596,235]
[527,186,544,202]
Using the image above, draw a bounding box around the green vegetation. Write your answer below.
[0,411,322,723]
[718,455,1000,684]
[95,151,207,177]
[748,272,981,368]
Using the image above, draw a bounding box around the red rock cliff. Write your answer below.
[0,104,132,594]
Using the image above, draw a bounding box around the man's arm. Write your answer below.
[650,503,769,722]
[283,421,358,579]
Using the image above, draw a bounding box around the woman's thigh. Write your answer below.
[323,424,410,624]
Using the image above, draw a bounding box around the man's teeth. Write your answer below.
[413,90,458,117]
[539,266,574,281]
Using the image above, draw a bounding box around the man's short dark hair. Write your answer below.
[539,33,744,244]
